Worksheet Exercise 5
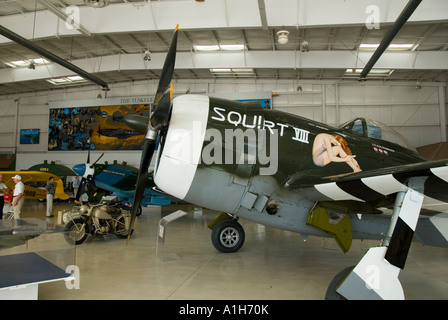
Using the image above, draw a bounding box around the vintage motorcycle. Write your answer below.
[64,196,132,245]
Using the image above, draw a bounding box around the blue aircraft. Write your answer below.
[72,158,178,211]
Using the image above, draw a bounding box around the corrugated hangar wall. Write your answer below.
[0,79,446,171]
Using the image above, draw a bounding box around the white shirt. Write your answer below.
[0,182,7,196]
[13,181,24,197]
[81,193,89,202]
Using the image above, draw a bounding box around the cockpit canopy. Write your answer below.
[340,118,416,151]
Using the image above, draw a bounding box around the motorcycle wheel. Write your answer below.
[114,216,128,239]
[65,218,90,245]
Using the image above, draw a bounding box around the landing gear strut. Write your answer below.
[327,185,424,300]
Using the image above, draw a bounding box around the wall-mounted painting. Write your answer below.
[48,104,150,151]
[20,129,40,144]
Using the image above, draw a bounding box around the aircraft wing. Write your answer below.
[301,159,448,251]
[1,171,69,200]
[304,159,448,204]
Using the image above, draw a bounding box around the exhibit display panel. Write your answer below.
[0,218,76,299]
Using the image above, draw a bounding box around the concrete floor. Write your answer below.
[2,200,448,300]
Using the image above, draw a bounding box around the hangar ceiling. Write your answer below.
[0,0,447,95]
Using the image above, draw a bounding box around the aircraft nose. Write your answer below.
[153,95,209,200]
[73,164,86,176]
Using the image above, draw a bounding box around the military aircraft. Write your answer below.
[96,125,143,140]
[72,157,176,209]
[28,160,76,179]
[124,14,448,299]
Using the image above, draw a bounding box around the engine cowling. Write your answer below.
[153,94,277,214]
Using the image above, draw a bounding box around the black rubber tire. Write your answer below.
[115,216,129,239]
[211,219,245,253]
[325,266,354,300]
[65,218,89,245]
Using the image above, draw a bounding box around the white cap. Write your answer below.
[12,175,21,180]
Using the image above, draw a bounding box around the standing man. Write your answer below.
[72,175,80,199]
[45,176,55,218]
[0,174,9,219]
[12,175,25,219]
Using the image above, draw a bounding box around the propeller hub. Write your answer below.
[73,164,86,176]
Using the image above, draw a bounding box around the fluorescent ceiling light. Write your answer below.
[359,44,380,49]
[210,68,254,77]
[359,43,416,50]
[369,69,394,75]
[194,45,220,51]
[211,68,254,73]
[47,76,87,85]
[210,68,232,73]
[388,43,415,50]
[33,58,49,64]
[6,60,29,68]
[194,44,245,52]
[345,68,394,76]
[47,78,69,85]
[5,58,49,68]
[66,76,85,81]
[231,68,253,73]
[220,44,245,51]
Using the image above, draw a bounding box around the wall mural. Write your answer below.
[48,104,150,151]
[48,94,271,151]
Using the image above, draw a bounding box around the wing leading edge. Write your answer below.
[307,159,448,249]
[311,159,448,204]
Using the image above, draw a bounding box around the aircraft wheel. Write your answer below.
[211,219,245,253]
[65,218,89,245]
[124,204,142,216]
[136,205,142,217]
[325,266,354,300]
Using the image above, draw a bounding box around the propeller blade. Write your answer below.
[87,175,97,196]
[151,84,173,127]
[150,24,178,128]
[75,178,87,201]
[127,25,179,244]
[153,24,178,108]
[127,139,156,243]
[91,152,105,167]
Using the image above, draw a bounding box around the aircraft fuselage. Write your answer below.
[153,95,425,240]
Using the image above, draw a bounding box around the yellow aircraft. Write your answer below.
[0,171,69,201]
